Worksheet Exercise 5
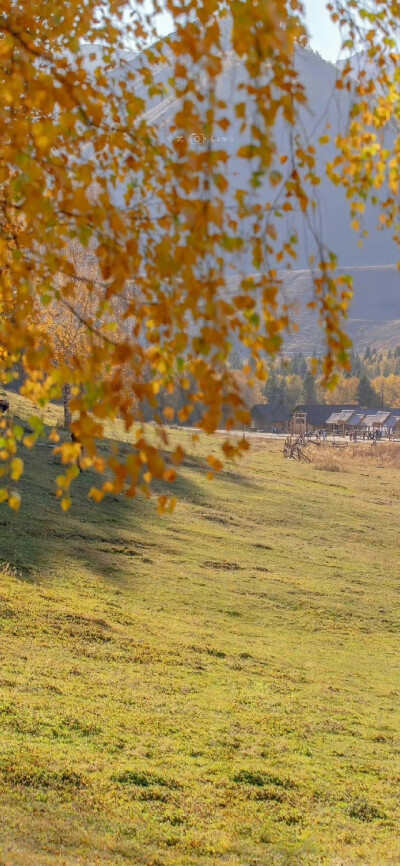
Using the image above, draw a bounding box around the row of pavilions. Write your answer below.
[250,403,400,438]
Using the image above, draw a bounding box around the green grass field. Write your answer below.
[0,401,399,865]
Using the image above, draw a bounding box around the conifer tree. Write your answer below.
[357,375,380,409]
[304,369,317,404]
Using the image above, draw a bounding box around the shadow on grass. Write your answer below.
[0,443,211,585]
[0,420,259,587]
[180,455,258,492]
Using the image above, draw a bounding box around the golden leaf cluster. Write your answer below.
[0,0,398,508]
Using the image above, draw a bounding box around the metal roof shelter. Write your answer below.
[340,409,358,422]
[361,414,379,427]
[347,413,365,426]
[372,411,392,425]
[362,411,394,428]
[326,408,359,428]
[326,412,343,424]
[385,414,400,429]
[359,412,400,437]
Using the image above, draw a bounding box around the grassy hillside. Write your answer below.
[0,411,399,865]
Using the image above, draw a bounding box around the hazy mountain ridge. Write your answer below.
[219,266,398,355]
[78,33,399,351]
[275,265,400,353]
[79,33,398,268]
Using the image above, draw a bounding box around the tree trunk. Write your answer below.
[63,383,72,430]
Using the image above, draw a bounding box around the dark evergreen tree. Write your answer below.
[351,352,365,378]
[304,369,317,403]
[276,376,286,407]
[299,354,308,379]
[291,352,308,379]
[264,368,280,404]
[357,374,380,408]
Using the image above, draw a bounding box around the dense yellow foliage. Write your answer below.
[0,1,399,508]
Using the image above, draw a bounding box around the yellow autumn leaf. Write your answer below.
[163,468,177,483]
[8,491,21,511]
[89,487,105,503]
[10,457,23,481]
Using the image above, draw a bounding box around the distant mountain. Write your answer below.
[224,265,400,355]
[335,50,381,78]
[78,29,399,350]
[78,32,398,269]
[272,265,400,353]
[125,36,398,270]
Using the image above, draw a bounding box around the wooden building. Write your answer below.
[251,404,291,432]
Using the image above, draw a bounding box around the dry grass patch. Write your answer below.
[311,440,400,473]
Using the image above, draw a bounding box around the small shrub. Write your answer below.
[278,807,302,825]
[233,769,295,789]
[234,770,266,786]
[138,789,170,802]
[348,798,385,822]
[203,560,242,571]
[206,648,226,658]
[114,770,178,789]
[254,786,285,803]
[0,602,16,619]
[2,765,85,789]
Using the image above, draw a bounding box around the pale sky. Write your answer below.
[304,0,342,62]
[150,1,342,64]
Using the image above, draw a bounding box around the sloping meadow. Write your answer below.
[0,432,399,865]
